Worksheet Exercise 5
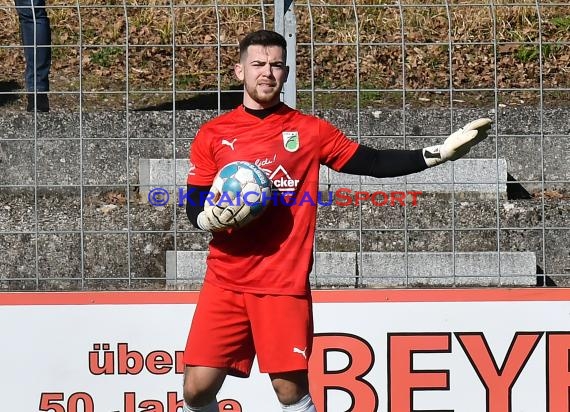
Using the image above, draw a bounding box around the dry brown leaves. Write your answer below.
[0,1,568,109]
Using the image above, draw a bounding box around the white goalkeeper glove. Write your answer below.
[422,118,492,167]
[196,188,251,232]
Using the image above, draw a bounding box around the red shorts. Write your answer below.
[183,281,314,377]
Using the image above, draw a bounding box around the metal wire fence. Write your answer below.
[0,0,568,291]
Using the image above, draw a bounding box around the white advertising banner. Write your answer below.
[1,289,570,412]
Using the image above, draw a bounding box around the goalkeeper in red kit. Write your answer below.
[182,29,491,411]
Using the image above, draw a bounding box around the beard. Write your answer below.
[244,80,282,106]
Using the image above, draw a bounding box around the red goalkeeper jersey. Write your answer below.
[187,104,358,295]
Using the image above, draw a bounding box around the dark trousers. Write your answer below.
[15,0,51,92]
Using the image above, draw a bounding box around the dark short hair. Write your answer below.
[239,30,287,60]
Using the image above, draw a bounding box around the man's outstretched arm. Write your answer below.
[339,118,492,178]
[340,146,428,177]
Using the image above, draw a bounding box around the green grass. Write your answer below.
[551,16,570,30]
[515,43,561,62]
[90,47,124,68]
[176,74,200,89]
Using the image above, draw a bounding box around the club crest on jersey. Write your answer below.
[282,131,299,152]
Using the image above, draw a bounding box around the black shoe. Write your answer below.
[26,93,50,113]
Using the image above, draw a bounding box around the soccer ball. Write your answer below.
[211,161,272,227]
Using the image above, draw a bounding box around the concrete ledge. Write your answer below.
[309,252,358,288]
[165,251,359,287]
[166,250,206,281]
[139,158,508,196]
[319,158,508,195]
[166,250,536,288]
[139,158,189,195]
[359,251,536,287]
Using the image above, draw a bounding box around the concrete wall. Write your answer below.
[0,107,568,290]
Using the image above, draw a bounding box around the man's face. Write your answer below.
[235,44,289,109]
